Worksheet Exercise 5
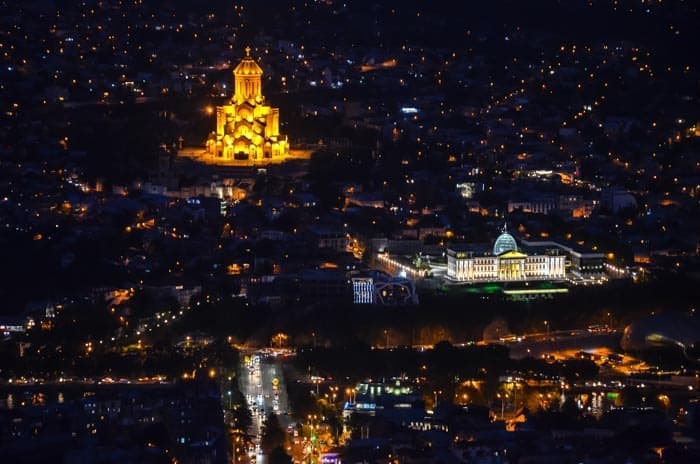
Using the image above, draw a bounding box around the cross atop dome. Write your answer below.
[232,46,264,86]
[493,222,518,256]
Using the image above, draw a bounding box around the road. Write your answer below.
[239,351,292,463]
[506,331,621,359]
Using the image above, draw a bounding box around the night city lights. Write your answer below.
[0,1,699,463]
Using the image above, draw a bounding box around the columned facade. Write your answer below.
[446,231,566,282]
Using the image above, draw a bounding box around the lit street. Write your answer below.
[2,1,700,462]
[239,351,292,463]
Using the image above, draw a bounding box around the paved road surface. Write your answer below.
[239,351,291,463]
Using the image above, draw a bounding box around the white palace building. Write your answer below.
[446,226,566,282]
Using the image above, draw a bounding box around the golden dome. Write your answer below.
[233,46,263,76]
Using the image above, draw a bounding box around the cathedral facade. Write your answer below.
[205,47,289,164]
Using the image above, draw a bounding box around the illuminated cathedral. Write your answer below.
[205,47,289,164]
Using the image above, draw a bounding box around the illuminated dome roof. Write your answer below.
[233,47,263,76]
[493,225,518,255]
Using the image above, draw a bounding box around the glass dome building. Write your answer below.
[446,223,566,282]
[493,228,518,256]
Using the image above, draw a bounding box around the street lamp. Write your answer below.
[433,390,442,409]
[346,387,356,404]
[233,435,240,463]
[227,390,232,410]
[544,320,550,341]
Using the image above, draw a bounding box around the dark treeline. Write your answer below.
[293,342,598,385]
[241,275,698,348]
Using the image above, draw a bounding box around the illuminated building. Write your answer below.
[507,197,557,215]
[447,226,566,282]
[621,313,700,353]
[343,380,422,420]
[352,277,374,304]
[204,47,289,164]
[0,318,27,335]
[519,239,605,279]
[310,227,348,252]
[351,271,418,305]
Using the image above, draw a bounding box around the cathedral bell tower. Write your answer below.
[232,46,263,103]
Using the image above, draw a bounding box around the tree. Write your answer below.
[230,389,252,432]
[268,446,293,464]
[326,412,342,445]
[560,397,580,422]
[261,413,286,454]
[348,412,372,439]
[617,386,643,408]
